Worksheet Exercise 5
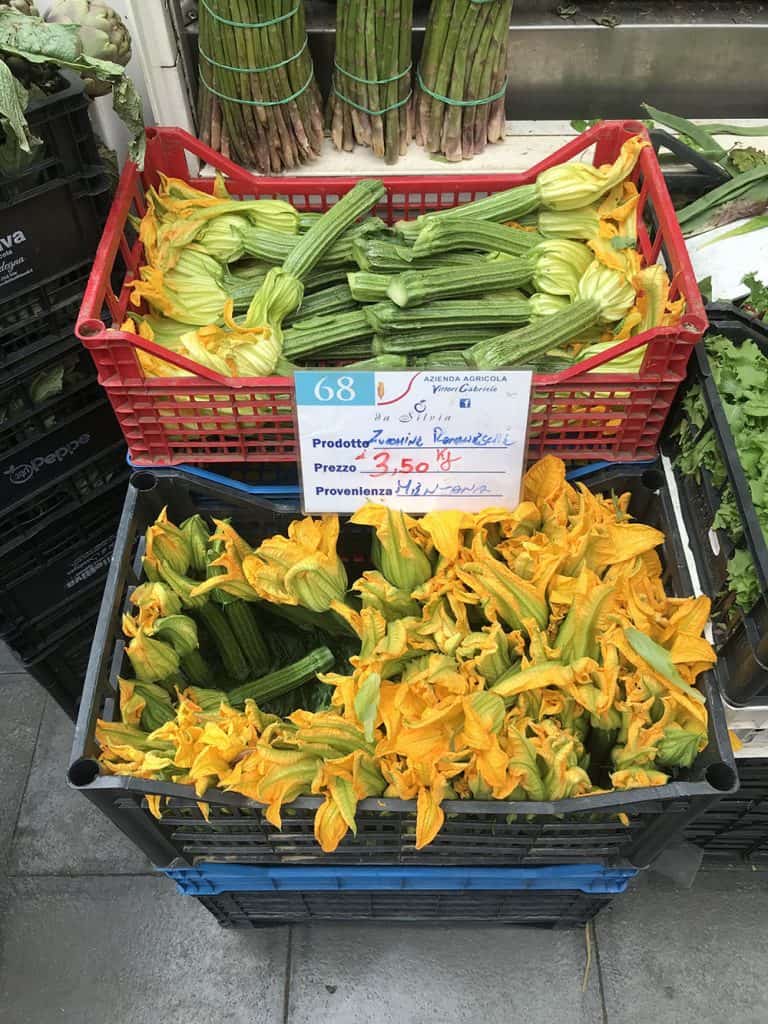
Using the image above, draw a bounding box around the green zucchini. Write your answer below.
[228,647,335,707]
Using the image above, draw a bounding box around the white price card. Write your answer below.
[295,369,532,513]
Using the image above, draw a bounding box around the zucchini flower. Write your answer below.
[531,720,594,800]
[350,505,433,591]
[352,571,421,622]
[456,624,515,684]
[418,509,473,562]
[242,516,348,613]
[118,678,175,733]
[180,514,210,575]
[124,627,180,683]
[177,301,283,378]
[145,507,191,576]
[577,260,637,324]
[535,135,648,211]
[458,538,548,631]
[531,240,593,299]
[537,206,601,240]
[529,292,570,317]
[611,767,669,790]
[129,581,181,631]
[131,250,231,326]
[151,614,199,656]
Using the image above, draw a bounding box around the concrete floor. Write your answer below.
[1,662,767,1024]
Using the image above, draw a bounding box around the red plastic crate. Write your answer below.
[76,123,705,466]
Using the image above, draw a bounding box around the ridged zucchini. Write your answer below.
[223,601,272,678]
[467,298,601,369]
[198,602,250,685]
[228,647,335,707]
[387,257,536,308]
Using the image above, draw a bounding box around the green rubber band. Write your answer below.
[333,61,412,86]
[200,66,314,107]
[332,84,412,117]
[416,67,508,107]
[199,38,308,74]
[199,0,299,28]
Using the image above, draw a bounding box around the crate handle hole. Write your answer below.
[131,471,158,492]
[705,761,738,793]
[68,757,100,787]
[640,468,665,491]
[78,318,106,339]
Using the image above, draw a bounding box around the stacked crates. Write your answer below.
[0,72,127,716]
[67,465,737,927]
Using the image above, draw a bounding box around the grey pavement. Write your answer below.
[1,663,767,1024]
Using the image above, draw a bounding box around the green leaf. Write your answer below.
[609,235,636,251]
[0,56,29,151]
[741,271,768,318]
[111,76,145,167]
[697,275,712,303]
[642,103,728,163]
[676,168,768,236]
[624,628,707,705]
[353,671,381,743]
[0,11,83,64]
[726,146,768,175]
[700,124,768,137]
[701,214,768,248]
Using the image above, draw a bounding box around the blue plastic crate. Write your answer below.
[127,455,300,505]
[162,863,636,897]
[161,864,636,928]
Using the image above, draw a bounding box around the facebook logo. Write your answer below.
[459,398,471,408]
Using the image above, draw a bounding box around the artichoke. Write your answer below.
[45,0,132,96]
[0,1,41,15]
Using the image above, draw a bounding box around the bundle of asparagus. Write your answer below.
[328,0,414,163]
[415,0,513,161]
[197,0,323,173]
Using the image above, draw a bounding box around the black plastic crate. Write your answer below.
[0,260,92,374]
[0,173,110,300]
[1,439,127,551]
[195,887,620,930]
[68,465,737,870]
[662,309,768,705]
[0,71,101,199]
[2,569,109,655]
[0,476,125,631]
[684,758,768,864]
[0,339,102,452]
[1,398,123,510]
[22,612,100,720]
[651,129,730,207]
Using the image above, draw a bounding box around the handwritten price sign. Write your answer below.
[295,369,532,513]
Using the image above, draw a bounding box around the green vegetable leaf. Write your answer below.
[624,628,706,705]
[111,77,145,165]
[0,56,28,151]
[0,11,83,63]
[697,275,712,303]
[642,103,728,163]
[676,167,768,236]
[741,271,768,319]
[702,214,768,248]
[726,145,768,175]
[727,548,760,610]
